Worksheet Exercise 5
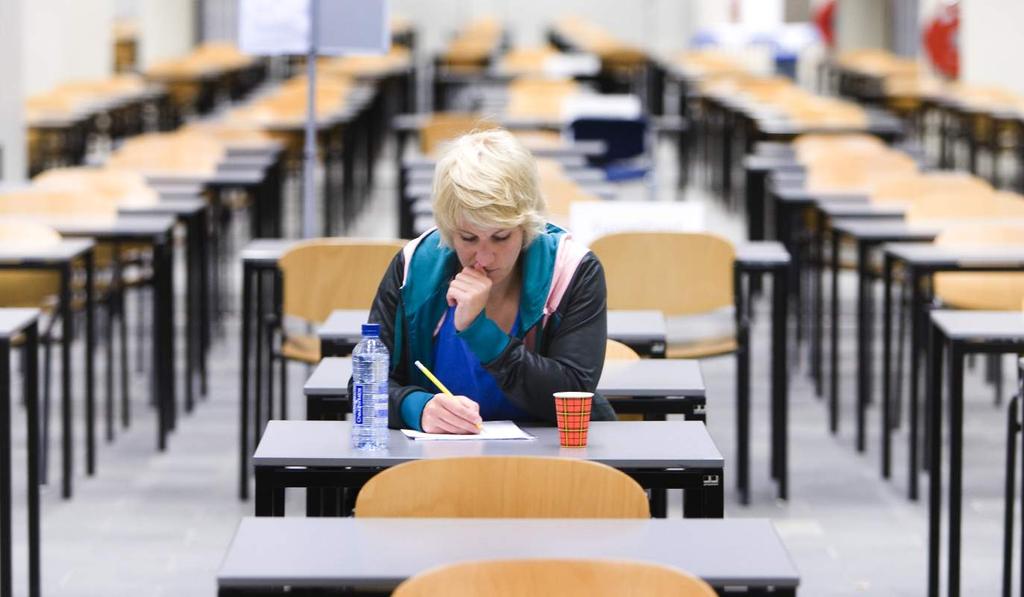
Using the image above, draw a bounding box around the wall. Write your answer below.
[0,0,25,181]
[21,0,115,96]
[138,0,195,69]
[961,0,1024,95]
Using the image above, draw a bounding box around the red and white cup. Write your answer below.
[554,391,594,447]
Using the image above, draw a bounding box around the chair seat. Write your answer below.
[666,335,738,359]
[281,333,321,364]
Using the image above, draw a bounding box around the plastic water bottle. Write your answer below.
[351,323,389,450]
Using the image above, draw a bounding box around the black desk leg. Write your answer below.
[813,214,825,397]
[254,467,284,517]
[1002,396,1018,596]
[830,229,840,434]
[1,339,10,597]
[239,263,253,501]
[882,254,893,478]
[107,247,119,441]
[948,343,965,597]
[85,252,95,476]
[26,323,40,597]
[909,268,923,501]
[60,265,73,499]
[734,267,750,505]
[856,241,869,453]
[772,265,789,500]
[199,207,210,396]
[684,471,724,518]
[649,489,667,518]
[254,271,264,444]
[926,323,944,597]
[185,215,198,413]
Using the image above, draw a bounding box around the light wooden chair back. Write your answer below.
[355,456,650,519]
[605,338,640,361]
[393,559,717,597]
[278,238,404,324]
[420,113,500,155]
[869,172,991,204]
[0,219,63,308]
[805,152,918,193]
[590,232,735,316]
[904,189,998,223]
[33,167,158,208]
[933,222,1024,311]
[0,188,118,220]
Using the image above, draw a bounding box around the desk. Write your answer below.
[927,311,1024,597]
[0,309,40,597]
[317,308,668,358]
[49,215,178,453]
[735,241,792,504]
[883,244,1024,502]
[0,240,93,500]
[253,420,724,519]
[217,517,799,597]
[302,356,706,422]
[825,219,937,459]
[119,199,209,415]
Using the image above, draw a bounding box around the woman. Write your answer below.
[368,128,614,433]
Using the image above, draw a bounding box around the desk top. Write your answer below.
[830,218,939,242]
[0,309,40,339]
[305,356,705,399]
[45,214,176,240]
[240,239,300,265]
[254,420,723,469]
[218,517,799,590]
[931,310,1024,342]
[886,243,1024,267]
[317,309,668,346]
[819,202,904,219]
[0,238,95,265]
[735,241,791,267]
[118,199,206,217]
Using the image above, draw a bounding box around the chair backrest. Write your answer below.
[933,222,1024,311]
[392,559,717,597]
[278,238,405,324]
[354,456,650,518]
[869,172,991,204]
[568,118,647,164]
[0,219,63,308]
[605,338,640,361]
[590,232,735,316]
[0,189,118,220]
[420,113,500,155]
[33,167,158,208]
[904,189,998,223]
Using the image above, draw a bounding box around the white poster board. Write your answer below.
[569,201,706,247]
[239,0,389,56]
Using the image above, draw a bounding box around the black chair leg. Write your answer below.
[894,277,907,429]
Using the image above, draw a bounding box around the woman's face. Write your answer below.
[451,221,525,286]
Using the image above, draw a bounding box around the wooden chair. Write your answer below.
[933,223,1024,311]
[269,239,404,420]
[355,456,650,518]
[605,339,641,421]
[869,172,991,205]
[590,232,736,359]
[420,113,500,155]
[393,559,717,597]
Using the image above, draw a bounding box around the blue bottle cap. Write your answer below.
[361,323,381,337]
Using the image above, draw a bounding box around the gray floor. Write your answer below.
[4,140,1019,596]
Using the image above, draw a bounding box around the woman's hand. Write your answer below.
[421,393,482,434]
[446,265,492,331]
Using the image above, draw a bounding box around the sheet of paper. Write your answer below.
[401,420,535,441]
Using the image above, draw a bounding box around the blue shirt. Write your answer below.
[430,306,530,421]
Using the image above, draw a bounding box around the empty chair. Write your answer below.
[393,559,716,597]
[933,223,1024,311]
[419,113,499,155]
[590,232,736,359]
[355,456,650,518]
[269,239,404,419]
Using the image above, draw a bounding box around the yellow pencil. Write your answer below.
[414,360,483,430]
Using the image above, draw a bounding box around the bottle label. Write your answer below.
[353,385,364,425]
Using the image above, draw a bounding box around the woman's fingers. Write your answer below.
[435,396,482,433]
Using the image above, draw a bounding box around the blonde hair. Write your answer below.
[432,129,547,246]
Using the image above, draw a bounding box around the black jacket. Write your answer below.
[364,237,616,429]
